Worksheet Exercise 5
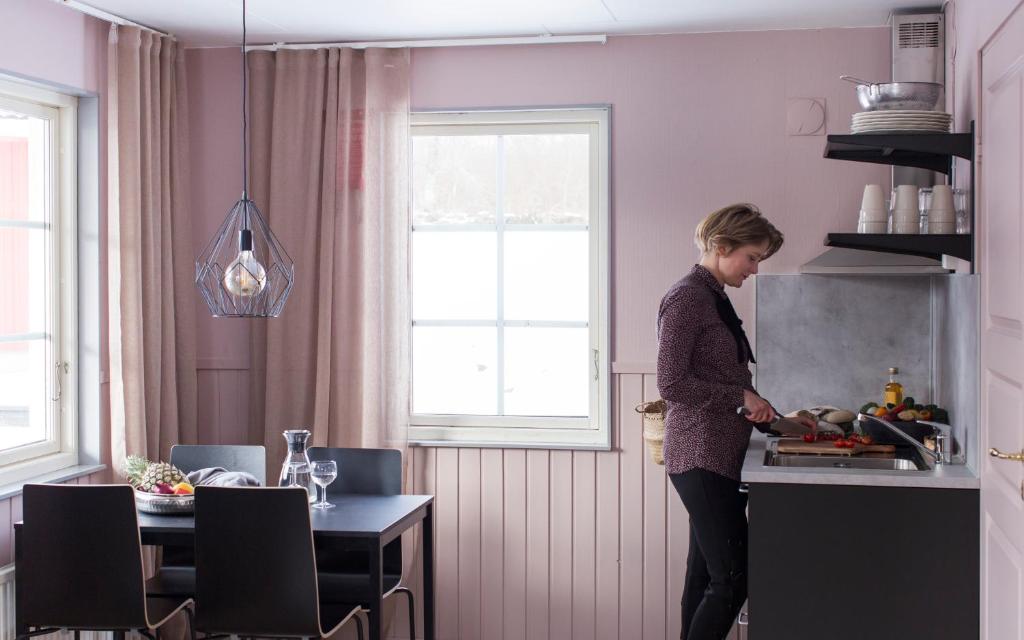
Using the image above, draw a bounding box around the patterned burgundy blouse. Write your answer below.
[656,264,759,480]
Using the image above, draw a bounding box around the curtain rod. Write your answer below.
[241,34,607,51]
[55,0,173,38]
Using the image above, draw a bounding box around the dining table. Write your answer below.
[16,493,435,640]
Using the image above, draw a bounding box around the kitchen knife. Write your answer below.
[736,407,815,436]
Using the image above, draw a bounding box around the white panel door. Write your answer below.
[981,5,1024,639]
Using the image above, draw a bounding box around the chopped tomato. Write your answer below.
[834,439,849,448]
[860,435,873,445]
[803,433,816,443]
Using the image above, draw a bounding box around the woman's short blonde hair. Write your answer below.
[694,203,783,259]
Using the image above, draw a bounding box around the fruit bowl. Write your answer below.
[134,489,194,515]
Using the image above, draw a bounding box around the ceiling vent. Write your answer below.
[898,20,940,49]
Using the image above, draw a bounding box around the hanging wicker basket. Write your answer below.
[635,399,668,465]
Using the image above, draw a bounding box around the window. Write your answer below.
[0,79,77,484]
[409,108,610,448]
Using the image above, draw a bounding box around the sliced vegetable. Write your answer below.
[803,433,816,443]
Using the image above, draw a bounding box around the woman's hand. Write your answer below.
[742,390,774,424]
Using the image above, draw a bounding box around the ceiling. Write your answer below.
[75,0,941,46]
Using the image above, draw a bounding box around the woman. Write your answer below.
[656,203,814,640]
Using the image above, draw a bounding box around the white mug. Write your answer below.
[892,185,920,213]
[891,220,919,234]
[859,207,888,222]
[861,184,886,212]
[932,185,954,211]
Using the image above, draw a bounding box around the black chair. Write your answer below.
[308,448,416,638]
[17,484,194,640]
[169,444,267,485]
[194,486,364,639]
[148,444,268,599]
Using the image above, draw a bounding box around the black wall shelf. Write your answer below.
[822,123,975,272]
[823,132,973,174]
[826,233,972,263]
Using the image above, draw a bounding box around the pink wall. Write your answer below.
[185,28,895,640]
[189,29,892,367]
[0,0,111,554]
[187,48,250,369]
[0,0,106,94]
[411,30,891,365]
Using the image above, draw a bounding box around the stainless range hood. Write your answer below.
[799,248,948,274]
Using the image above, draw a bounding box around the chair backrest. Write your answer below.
[307,448,404,576]
[194,486,322,637]
[20,484,149,630]
[170,444,267,486]
[307,447,402,496]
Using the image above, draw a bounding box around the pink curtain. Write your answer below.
[246,47,410,472]
[107,24,198,470]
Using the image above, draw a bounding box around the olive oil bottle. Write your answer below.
[884,367,904,406]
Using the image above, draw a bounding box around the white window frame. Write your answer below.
[0,78,78,485]
[409,107,611,449]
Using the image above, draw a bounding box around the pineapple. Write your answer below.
[123,454,151,488]
[139,462,186,492]
[123,455,185,492]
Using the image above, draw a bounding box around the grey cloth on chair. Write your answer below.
[186,467,261,487]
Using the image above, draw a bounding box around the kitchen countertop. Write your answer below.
[741,432,980,489]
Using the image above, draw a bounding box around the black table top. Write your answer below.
[138,494,431,541]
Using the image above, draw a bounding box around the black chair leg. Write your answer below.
[184,606,196,640]
[395,586,416,640]
[354,615,364,640]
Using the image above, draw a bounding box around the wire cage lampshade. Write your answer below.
[195,197,295,317]
[195,0,294,318]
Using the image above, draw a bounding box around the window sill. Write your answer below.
[409,424,611,450]
[409,439,612,451]
[0,464,106,502]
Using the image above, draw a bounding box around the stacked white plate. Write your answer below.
[851,110,952,134]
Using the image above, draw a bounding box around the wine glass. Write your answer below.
[310,460,338,510]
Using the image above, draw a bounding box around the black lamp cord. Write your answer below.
[241,0,249,204]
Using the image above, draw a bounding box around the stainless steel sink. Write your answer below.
[764,452,928,471]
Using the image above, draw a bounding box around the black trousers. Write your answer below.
[669,468,748,640]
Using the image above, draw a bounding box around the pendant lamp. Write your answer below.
[195,0,294,317]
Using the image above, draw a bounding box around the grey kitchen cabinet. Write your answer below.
[746,482,978,639]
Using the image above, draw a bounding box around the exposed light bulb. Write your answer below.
[223,229,267,297]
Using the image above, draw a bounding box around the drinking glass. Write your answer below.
[311,460,338,510]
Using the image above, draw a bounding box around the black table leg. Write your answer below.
[14,526,27,639]
[423,504,434,640]
[369,538,384,640]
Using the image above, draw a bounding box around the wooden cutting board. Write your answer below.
[776,439,896,456]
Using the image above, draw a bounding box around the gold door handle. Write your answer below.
[989,447,1024,462]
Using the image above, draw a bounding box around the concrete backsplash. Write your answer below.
[755,274,979,465]
[755,275,934,414]
[932,275,980,469]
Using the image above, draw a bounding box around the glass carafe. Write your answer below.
[279,429,316,503]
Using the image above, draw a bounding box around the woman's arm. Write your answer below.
[656,292,745,411]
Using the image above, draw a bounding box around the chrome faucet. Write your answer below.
[857,414,953,466]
